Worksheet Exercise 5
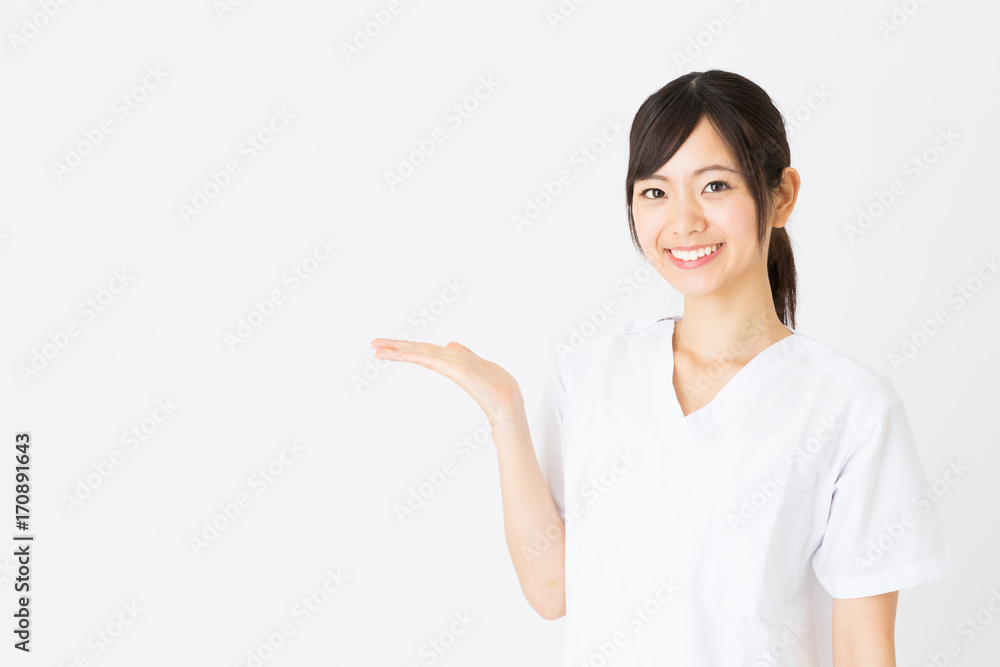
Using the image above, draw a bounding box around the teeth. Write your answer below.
[670,243,721,262]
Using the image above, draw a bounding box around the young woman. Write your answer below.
[370,70,955,666]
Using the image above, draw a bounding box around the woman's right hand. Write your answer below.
[369,338,525,431]
[371,336,566,619]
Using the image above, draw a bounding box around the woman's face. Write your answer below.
[632,116,773,301]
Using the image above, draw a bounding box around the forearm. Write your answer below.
[492,405,566,620]
[832,592,899,667]
[832,646,895,667]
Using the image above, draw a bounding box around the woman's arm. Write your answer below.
[832,590,899,666]
[370,338,565,619]
[492,404,566,620]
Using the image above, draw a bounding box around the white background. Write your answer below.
[0,0,997,665]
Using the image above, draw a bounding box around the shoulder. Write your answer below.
[555,315,667,380]
[561,315,666,357]
[790,330,900,419]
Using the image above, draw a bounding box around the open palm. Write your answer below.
[369,338,524,430]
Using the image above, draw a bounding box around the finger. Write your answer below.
[386,348,449,374]
[445,341,474,354]
[385,341,477,367]
[373,341,456,365]
[370,337,414,349]
[372,339,442,354]
[385,342,478,379]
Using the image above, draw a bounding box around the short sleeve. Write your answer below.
[811,391,957,598]
[528,353,568,523]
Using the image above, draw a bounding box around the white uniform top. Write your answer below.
[529,315,956,666]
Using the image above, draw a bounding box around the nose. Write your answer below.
[664,189,707,241]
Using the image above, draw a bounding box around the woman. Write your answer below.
[370,70,955,666]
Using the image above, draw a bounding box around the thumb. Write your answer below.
[445,341,474,355]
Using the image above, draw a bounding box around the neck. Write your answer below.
[673,268,790,363]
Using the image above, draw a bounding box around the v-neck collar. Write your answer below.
[656,316,801,439]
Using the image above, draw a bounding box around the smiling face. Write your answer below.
[632,115,778,302]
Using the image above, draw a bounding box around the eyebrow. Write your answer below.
[639,164,740,182]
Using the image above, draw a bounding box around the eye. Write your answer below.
[638,187,665,199]
[705,180,732,193]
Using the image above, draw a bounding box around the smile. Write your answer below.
[667,243,724,267]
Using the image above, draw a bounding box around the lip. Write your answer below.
[666,242,724,268]
[669,243,722,252]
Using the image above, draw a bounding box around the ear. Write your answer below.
[771,167,801,229]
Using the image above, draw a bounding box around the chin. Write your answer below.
[667,280,720,298]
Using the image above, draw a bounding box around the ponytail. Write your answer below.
[766,226,796,330]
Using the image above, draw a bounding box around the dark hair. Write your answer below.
[625,69,797,329]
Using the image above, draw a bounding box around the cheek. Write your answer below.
[632,201,658,232]
[714,201,758,243]
[632,209,660,254]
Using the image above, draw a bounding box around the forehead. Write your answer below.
[667,118,732,165]
[641,117,739,181]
